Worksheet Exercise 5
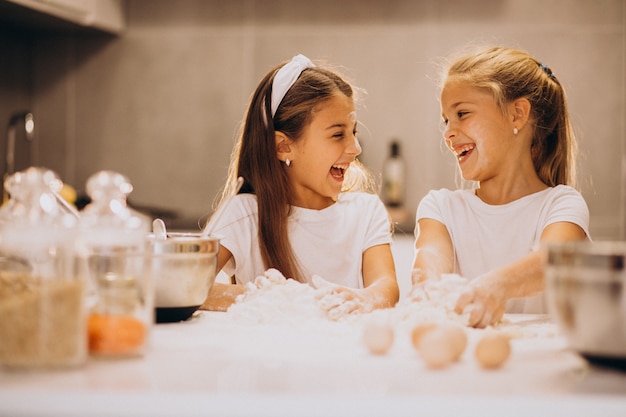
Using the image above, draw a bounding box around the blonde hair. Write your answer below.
[443,46,577,187]
[213,59,376,282]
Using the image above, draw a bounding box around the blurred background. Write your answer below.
[0,0,624,239]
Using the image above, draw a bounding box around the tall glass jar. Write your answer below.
[75,171,152,358]
[0,167,85,369]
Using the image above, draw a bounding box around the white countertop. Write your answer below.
[1,310,626,417]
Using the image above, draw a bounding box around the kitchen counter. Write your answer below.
[1,311,626,417]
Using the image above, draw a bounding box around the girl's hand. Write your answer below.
[312,275,372,321]
[202,269,287,312]
[408,269,448,301]
[454,276,507,328]
[250,268,289,288]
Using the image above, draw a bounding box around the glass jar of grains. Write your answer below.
[0,167,85,369]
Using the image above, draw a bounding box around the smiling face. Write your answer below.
[440,79,514,183]
[282,93,361,209]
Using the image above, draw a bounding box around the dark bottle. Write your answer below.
[382,141,405,207]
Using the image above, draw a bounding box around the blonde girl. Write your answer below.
[412,46,590,327]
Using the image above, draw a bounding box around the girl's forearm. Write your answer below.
[363,276,400,309]
[412,246,454,284]
[483,251,545,299]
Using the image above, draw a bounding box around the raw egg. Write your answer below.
[418,326,458,369]
[475,332,511,369]
[438,323,467,361]
[411,322,468,364]
[363,321,394,355]
[410,322,437,350]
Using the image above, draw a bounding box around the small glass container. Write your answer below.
[98,273,141,315]
[85,252,151,357]
[76,171,152,358]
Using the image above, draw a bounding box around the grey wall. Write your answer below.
[2,0,625,238]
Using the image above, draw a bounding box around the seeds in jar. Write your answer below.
[0,271,85,368]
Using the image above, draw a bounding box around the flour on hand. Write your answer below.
[312,274,373,321]
[400,273,470,324]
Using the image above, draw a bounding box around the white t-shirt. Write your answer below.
[208,192,392,288]
[416,185,590,313]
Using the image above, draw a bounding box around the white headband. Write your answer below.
[270,54,315,117]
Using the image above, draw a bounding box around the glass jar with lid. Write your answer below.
[0,167,85,369]
[75,171,152,357]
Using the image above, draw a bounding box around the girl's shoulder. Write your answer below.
[232,192,258,205]
[219,193,258,220]
[546,184,584,197]
[205,193,258,235]
[539,184,588,207]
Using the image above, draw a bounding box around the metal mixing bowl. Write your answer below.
[544,241,626,369]
[148,233,220,323]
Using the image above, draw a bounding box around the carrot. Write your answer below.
[88,314,146,356]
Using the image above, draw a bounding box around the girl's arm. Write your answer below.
[411,218,455,285]
[200,245,246,311]
[361,243,400,309]
[315,243,399,319]
[455,221,588,328]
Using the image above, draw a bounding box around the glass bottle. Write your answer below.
[0,167,85,369]
[75,170,152,358]
[382,140,406,207]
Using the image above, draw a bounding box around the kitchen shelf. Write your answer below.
[0,0,125,34]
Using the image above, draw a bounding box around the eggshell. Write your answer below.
[363,321,394,355]
[438,323,468,361]
[417,327,457,369]
[475,332,511,369]
[410,323,437,350]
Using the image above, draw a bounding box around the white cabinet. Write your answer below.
[5,0,125,34]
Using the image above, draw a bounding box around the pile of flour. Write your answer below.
[223,269,558,340]
[225,269,327,324]
[226,269,469,326]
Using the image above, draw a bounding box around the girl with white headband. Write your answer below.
[201,55,399,318]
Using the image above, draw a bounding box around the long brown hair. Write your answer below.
[213,59,375,282]
[443,46,577,187]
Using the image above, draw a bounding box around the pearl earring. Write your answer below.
[285,158,291,167]
[513,127,519,135]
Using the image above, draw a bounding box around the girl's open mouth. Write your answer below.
[455,144,475,162]
[330,164,348,180]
